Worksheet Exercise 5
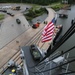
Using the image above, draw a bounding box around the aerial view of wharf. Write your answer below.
[0,2,75,75]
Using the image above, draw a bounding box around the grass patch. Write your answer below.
[0,14,4,20]
[49,3,70,11]
[24,5,47,20]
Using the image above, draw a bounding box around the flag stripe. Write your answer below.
[42,37,52,42]
[45,22,53,30]
[42,34,53,40]
[42,25,54,34]
[46,26,54,33]
[42,30,53,36]
[45,30,54,36]
[41,18,55,42]
[45,22,52,30]
[42,27,54,36]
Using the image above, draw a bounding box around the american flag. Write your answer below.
[41,18,55,42]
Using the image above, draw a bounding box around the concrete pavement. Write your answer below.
[0,8,55,70]
[0,13,30,49]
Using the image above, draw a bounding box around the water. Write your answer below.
[56,5,75,49]
[56,5,75,72]
[28,13,48,26]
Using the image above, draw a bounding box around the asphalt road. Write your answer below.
[0,13,30,49]
[0,4,32,49]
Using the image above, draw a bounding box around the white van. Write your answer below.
[2,6,12,9]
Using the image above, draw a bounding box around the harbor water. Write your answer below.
[56,5,75,71]
[30,5,75,72]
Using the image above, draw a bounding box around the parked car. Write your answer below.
[2,10,7,13]
[12,6,20,10]
[30,44,41,60]
[16,19,21,24]
[59,14,68,18]
[7,12,14,16]
[2,6,12,9]
[32,22,40,29]
[10,13,14,16]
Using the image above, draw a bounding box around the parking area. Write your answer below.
[0,3,32,49]
[0,3,32,16]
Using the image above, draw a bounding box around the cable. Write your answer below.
[28,24,75,68]
[38,46,75,70]
[30,58,75,73]
[58,71,75,75]
[61,67,74,73]
[28,46,75,68]
[40,46,75,66]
